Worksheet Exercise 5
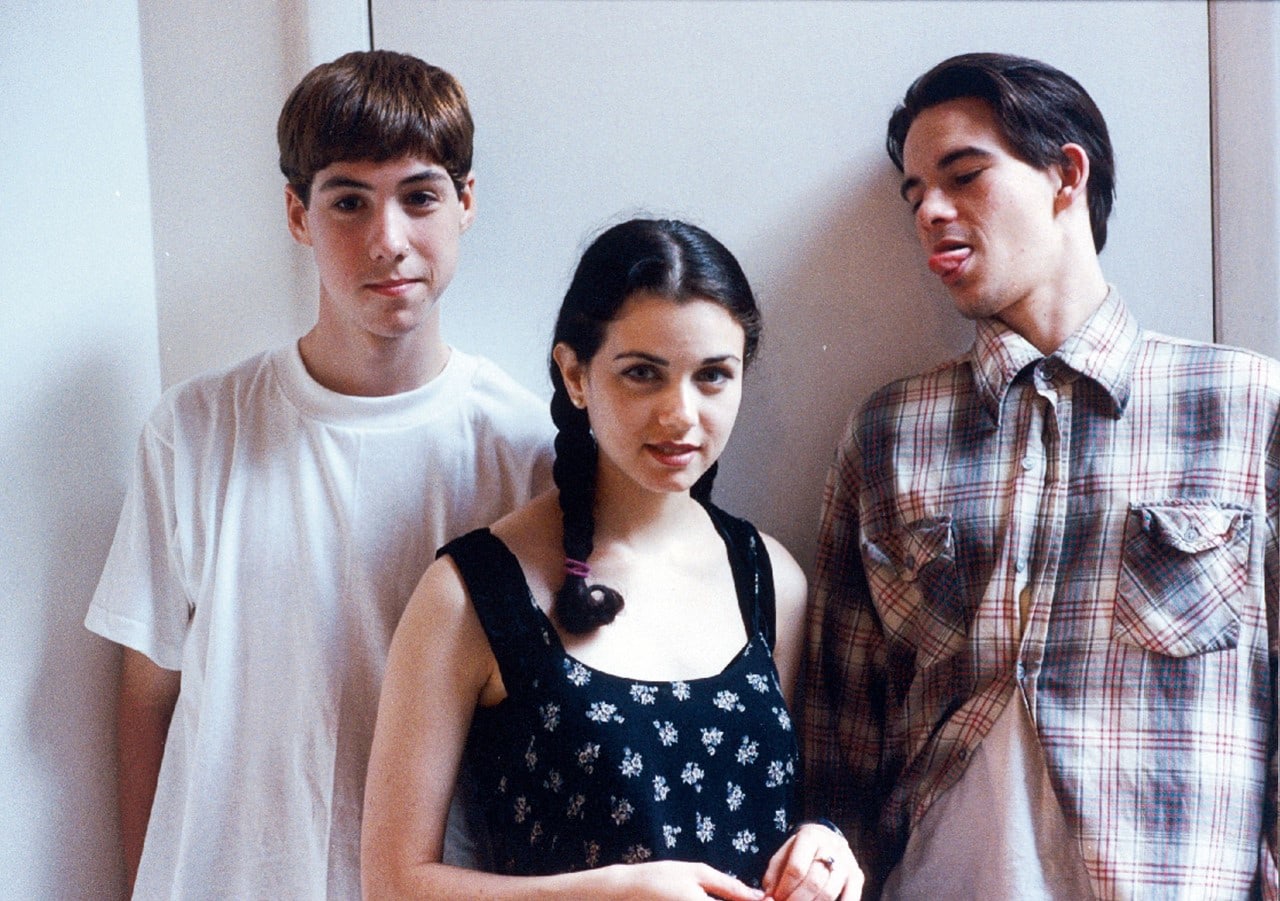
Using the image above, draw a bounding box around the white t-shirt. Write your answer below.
[882,690,1095,900]
[86,344,555,900]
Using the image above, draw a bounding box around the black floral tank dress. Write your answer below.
[438,501,800,887]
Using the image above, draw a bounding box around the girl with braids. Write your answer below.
[363,219,860,900]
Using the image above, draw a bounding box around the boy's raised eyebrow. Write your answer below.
[899,146,995,200]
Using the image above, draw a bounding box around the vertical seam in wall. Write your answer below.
[368,0,376,50]
[1207,0,1221,344]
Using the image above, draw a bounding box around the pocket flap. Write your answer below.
[1140,504,1246,555]
[866,515,954,583]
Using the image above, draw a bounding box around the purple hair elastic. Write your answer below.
[564,558,591,579]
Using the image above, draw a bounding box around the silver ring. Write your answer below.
[818,854,836,870]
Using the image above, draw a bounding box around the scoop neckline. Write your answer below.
[520,500,761,685]
[539,614,759,686]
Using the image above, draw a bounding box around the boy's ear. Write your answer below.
[1054,143,1090,213]
[458,174,477,233]
[552,343,587,409]
[285,185,313,246]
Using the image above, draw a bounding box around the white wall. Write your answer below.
[139,0,372,387]
[376,0,1214,573]
[0,3,160,897]
[1213,0,1280,358]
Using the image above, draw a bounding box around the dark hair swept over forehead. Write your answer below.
[277,50,473,206]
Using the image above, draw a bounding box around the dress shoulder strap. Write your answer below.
[703,502,778,649]
[437,528,554,684]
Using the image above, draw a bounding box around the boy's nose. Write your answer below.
[370,210,409,261]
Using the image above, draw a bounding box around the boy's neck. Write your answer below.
[296,319,451,397]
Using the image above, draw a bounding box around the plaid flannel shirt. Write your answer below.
[804,290,1280,899]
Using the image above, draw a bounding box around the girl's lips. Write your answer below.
[646,443,699,467]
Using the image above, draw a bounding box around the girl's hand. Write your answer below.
[597,860,767,900]
[759,823,862,901]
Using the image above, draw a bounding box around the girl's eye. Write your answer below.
[697,366,734,385]
[622,364,659,382]
[955,168,983,186]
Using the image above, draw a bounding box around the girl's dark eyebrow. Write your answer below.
[613,351,668,365]
[612,351,741,365]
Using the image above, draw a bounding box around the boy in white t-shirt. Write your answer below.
[86,51,554,899]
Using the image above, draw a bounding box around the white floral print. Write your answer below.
[714,690,744,712]
[631,684,658,705]
[696,812,716,843]
[726,781,745,811]
[654,720,678,747]
[565,661,591,687]
[681,761,706,792]
[620,747,643,777]
[587,701,622,723]
[653,774,670,801]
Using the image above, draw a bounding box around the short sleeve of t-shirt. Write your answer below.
[85,405,191,670]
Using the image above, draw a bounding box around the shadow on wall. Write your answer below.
[717,152,972,575]
[14,355,135,898]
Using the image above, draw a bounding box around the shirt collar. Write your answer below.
[970,287,1140,425]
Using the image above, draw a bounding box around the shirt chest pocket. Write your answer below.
[863,515,969,670]
[1114,501,1251,657]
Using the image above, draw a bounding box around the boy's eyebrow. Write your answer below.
[899,146,994,200]
[398,169,452,188]
[314,168,451,194]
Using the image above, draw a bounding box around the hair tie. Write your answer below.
[564,558,591,579]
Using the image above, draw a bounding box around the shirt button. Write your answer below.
[956,747,968,762]
[1015,559,1027,574]
[1016,661,1026,680]
[1021,456,1035,471]
[1185,527,1200,541]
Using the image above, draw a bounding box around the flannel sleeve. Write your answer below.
[801,412,892,888]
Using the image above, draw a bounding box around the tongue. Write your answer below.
[928,247,970,277]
